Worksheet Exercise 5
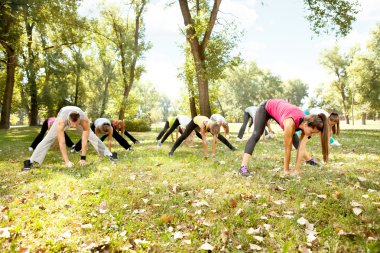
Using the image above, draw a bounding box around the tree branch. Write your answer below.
[200,0,221,52]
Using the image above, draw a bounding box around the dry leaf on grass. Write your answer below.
[249,244,262,250]
[352,207,363,216]
[198,242,214,251]
[350,201,362,207]
[247,227,261,235]
[98,201,109,214]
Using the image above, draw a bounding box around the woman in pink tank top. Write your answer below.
[238,99,329,177]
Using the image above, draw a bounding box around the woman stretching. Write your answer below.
[111,120,140,144]
[73,118,134,153]
[29,117,75,152]
[239,99,329,177]
[158,115,202,146]
[305,108,341,146]
[168,115,237,157]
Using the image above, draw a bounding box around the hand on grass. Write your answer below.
[65,161,74,168]
[79,160,87,166]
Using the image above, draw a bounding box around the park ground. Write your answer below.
[0,121,379,252]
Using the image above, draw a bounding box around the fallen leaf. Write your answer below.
[142,198,149,204]
[0,227,11,238]
[298,245,312,253]
[263,224,271,231]
[221,228,229,244]
[192,200,209,207]
[204,189,215,195]
[350,201,362,207]
[249,244,262,250]
[317,194,327,199]
[297,217,309,226]
[235,208,244,216]
[60,230,71,239]
[246,227,261,235]
[17,247,30,253]
[368,189,376,193]
[273,200,286,205]
[183,239,191,245]
[357,176,367,182]
[362,194,369,199]
[352,208,362,216]
[173,231,183,240]
[199,242,214,251]
[253,235,264,242]
[228,198,238,208]
[98,201,109,214]
[307,233,317,243]
[81,223,93,229]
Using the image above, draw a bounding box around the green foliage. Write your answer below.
[303,0,359,37]
[125,118,151,132]
[283,79,309,106]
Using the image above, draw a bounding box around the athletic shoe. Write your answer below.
[28,147,33,152]
[331,140,342,147]
[230,146,237,151]
[157,142,162,147]
[168,151,173,157]
[134,140,140,144]
[70,145,77,153]
[23,159,32,171]
[239,165,251,177]
[128,147,134,151]
[306,157,321,167]
[265,133,274,139]
[236,137,243,142]
[109,152,118,161]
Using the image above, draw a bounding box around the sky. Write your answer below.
[79,0,380,100]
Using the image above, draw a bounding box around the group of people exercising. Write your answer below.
[23,99,342,177]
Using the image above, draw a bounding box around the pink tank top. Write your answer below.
[265,99,304,130]
[47,117,56,128]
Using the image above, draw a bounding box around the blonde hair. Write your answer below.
[207,121,220,136]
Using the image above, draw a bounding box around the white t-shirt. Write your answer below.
[310,108,329,117]
[177,115,191,128]
[57,106,86,129]
[210,114,227,124]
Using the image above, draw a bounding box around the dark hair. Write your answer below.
[102,123,111,133]
[305,114,329,163]
[69,112,80,122]
[208,121,220,136]
[329,112,340,135]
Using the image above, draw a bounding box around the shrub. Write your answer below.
[125,118,151,132]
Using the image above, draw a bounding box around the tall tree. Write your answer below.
[178,0,359,117]
[0,0,24,129]
[319,45,358,123]
[283,79,309,106]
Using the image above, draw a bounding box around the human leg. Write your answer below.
[30,119,49,150]
[237,112,250,139]
[160,119,180,144]
[169,120,197,155]
[156,121,169,141]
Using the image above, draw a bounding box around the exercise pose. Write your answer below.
[210,114,230,139]
[305,108,341,146]
[239,99,329,177]
[29,117,75,152]
[73,118,134,152]
[111,120,140,144]
[237,106,274,141]
[168,115,237,157]
[23,106,114,170]
[158,115,202,146]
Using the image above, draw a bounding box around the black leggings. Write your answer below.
[238,111,268,139]
[123,130,138,143]
[169,120,235,154]
[160,118,202,144]
[74,125,132,151]
[244,101,299,155]
[156,121,169,141]
[30,119,74,149]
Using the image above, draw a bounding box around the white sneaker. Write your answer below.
[236,137,243,142]
[28,147,33,152]
[331,140,342,147]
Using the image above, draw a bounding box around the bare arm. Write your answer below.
[295,133,308,175]
[200,127,208,157]
[57,121,71,166]
[283,118,296,174]
[211,134,217,157]
[107,127,113,151]
[81,119,90,157]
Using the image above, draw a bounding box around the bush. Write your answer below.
[125,119,151,132]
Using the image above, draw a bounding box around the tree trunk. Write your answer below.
[361,113,366,125]
[345,114,350,124]
[100,78,110,117]
[74,71,80,106]
[25,21,39,126]
[0,45,17,129]
[216,98,225,116]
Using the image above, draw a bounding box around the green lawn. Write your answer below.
[0,124,379,252]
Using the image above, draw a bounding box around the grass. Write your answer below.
[0,122,379,252]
